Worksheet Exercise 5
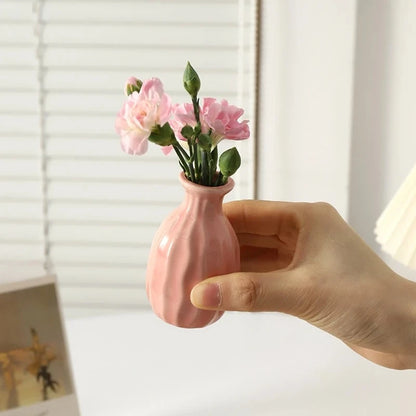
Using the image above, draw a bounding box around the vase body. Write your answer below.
[146,173,240,328]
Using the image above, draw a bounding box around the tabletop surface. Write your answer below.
[66,310,415,416]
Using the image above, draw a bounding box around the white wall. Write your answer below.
[257,0,357,218]
[258,0,416,279]
[348,0,416,279]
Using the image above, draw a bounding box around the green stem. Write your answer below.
[175,140,191,160]
[188,159,196,182]
[173,144,193,181]
[192,97,200,125]
[207,150,214,186]
[188,138,193,159]
[186,138,197,182]
[193,142,199,182]
[201,150,208,185]
[215,172,224,186]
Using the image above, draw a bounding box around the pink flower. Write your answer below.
[201,98,250,144]
[115,78,172,155]
[170,102,198,141]
[171,98,250,145]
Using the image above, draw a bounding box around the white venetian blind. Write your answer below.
[0,0,258,317]
[0,2,45,278]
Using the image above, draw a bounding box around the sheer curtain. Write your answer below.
[258,0,416,279]
[0,0,258,317]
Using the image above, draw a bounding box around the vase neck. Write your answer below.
[179,173,234,216]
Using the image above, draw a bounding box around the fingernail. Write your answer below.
[191,282,221,309]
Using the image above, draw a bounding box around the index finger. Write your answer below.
[223,200,302,243]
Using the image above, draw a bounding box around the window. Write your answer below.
[0,0,258,317]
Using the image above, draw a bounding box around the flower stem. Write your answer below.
[173,144,193,181]
[192,97,201,125]
[186,138,196,182]
[207,150,215,186]
[215,171,228,186]
[193,142,199,181]
[201,150,208,185]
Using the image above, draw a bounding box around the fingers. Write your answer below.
[190,270,303,314]
[223,200,302,246]
[225,201,300,271]
[237,233,282,249]
[240,246,293,272]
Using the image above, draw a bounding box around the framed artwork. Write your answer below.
[0,275,80,415]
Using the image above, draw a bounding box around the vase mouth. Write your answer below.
[179,172,235,195]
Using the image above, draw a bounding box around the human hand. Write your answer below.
[191,200,416,369]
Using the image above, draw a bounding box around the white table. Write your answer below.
[66,311,415,416]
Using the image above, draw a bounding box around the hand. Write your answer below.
[191,200,416,369]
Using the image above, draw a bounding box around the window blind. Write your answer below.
[0,1,45,280]
[0,0,258,318]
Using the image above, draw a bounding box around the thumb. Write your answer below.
[190,270,302,313]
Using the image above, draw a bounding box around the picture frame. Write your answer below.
[0,275,80,415]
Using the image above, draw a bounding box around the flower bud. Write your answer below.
[124,77,143,96]
[197,134,212,151]
[219,147,241,177]
[149,123,176,147]
[181,125,194,140]
[183,62,201,98]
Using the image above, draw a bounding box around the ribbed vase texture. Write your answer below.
[146,173,240,328]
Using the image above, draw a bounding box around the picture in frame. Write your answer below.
[0,275,80,416]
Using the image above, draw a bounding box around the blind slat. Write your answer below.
[59,286,147,308]
[0,159,41,177]
[42,2,236,23]
[0,24,33,43]
[0,1,32,21]
[43,48,239,69]
[0,92,38,112]
[43,71,240,94]
[0,243,44,262]
[48,181,182,203]
[0,115,39,133]
[48,202,175,223]
[43,25,238,47]
[0,70,37,89]
[49,224,157,245]
[0,180,42,199]
[0,202,43,220]
[47,159,178,180]
[57,265,145,286]
[0,138,41,155]
[0,222,43,241]
[44,92,239,113]
[0,48,36,67]
[50,245,149,265]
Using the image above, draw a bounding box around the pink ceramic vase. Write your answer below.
[146,172,240,328]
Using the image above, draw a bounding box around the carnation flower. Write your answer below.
[115,78,171,155]
[115,63,250,186]
[171,98,249,146]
